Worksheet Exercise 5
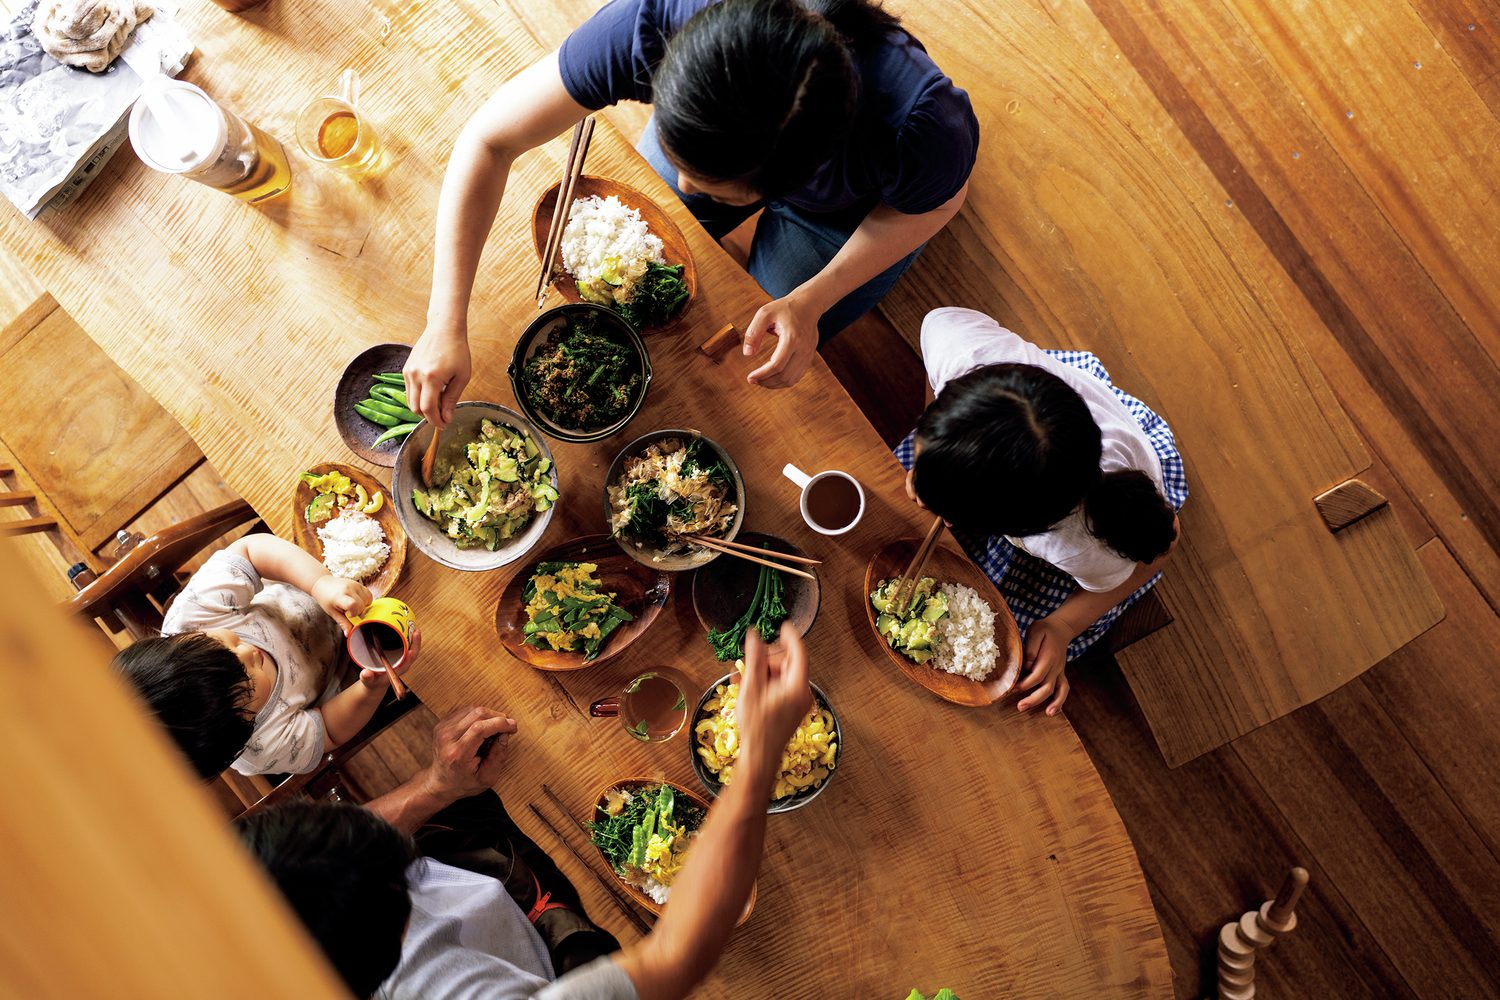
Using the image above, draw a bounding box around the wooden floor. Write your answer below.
[5,1,1495,998]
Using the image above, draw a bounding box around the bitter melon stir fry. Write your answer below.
[608,438,737,555]
[411,419,558,550]
[521,311,642,431]
[695,673,838,801]
[589,783,706,905]
[522,561,633,662]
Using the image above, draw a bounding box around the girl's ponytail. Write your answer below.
[1082,470,1177,564]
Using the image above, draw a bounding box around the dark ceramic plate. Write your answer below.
[335,342,413,467]
[691,531,819,645]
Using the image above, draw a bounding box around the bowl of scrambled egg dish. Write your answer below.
[690,671,842,814]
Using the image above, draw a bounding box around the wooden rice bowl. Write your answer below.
[588,776,757,927]
[531,175,698,332]
[290,462,406,599]
[863,539,1022,706]
[494,534,672,672]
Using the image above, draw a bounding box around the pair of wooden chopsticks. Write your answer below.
[891,515,945,613]
[529,784,653,936]
[685,534,820,581]
[534,116,597,308]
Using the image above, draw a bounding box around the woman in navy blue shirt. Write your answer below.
[406,0,979,423]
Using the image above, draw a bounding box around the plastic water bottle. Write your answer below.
[128,77,291,203]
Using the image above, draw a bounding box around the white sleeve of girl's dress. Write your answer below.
[919,307,1037,396]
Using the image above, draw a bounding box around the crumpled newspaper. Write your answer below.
[0,0,191,218]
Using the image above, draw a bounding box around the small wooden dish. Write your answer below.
[290,462,406,598]
[494,534,672,672]
[333,342,413,467]
[863,539,1022,706]
[691,531,820,642]
[531,175,697,332]
[587,775,756,927]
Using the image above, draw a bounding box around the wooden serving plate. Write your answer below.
[587,775,756,927]
[290,462,406,598]
[863,539,1022,706]
[531,175,697,332]
[494,534,672,672]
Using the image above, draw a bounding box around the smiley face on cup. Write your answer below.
[782,464,865,536]
[346,596,414,672]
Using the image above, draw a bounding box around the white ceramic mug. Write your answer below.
[782,464,866,535]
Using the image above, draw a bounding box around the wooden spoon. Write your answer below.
[420,423,439,487]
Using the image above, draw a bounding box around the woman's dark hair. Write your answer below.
[113,631,254,780]
[913,363,1177,564]
[654,0,901,198]
[238,803,417,998]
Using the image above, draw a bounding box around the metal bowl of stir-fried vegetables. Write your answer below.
[393,402,560,572]
[509,303,651,443]
[603,429,745,572]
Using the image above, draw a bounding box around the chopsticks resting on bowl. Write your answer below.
[535,116,596,309]
[531,787,654,936]
[684,535,818,581]
[891,515,945,614]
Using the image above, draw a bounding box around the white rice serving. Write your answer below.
[560,195,665,306]
[317,511,389,582]
[931,582,998,681]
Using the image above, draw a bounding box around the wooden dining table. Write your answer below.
[0,0,1172,994]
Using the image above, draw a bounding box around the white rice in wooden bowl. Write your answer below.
[932,582,998,681]
[561,195,665,306]
[317,511,389,582]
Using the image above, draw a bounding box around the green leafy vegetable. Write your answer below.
[707,546,789,661]
[619,262,690,328]
[588,783,706,874]
[521,312,642,430]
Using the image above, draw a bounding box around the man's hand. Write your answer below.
[356,626,421,690]
[743,292,821,390]
[735,625,813,775]
[418,706,517,803]
[312,574,372,625]
[404,324,472,429]
[1016,617,1073,715]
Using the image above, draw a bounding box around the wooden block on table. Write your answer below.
[0,309,200,550]
[1314,478,1389,532]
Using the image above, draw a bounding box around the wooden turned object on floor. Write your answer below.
[1214,867,1309,1000]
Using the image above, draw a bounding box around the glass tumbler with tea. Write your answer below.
[590,668,691,742]
[128,76,291,204]
[296,69,380,176]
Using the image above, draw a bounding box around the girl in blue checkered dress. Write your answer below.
[897,308,1189,716]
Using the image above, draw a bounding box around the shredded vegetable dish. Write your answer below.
[411,419,557,550]
[608,437,737,557]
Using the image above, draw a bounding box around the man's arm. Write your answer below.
[365,706,517,835]
[609,627,813,1000]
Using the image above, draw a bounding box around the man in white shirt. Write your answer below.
[238,625,814,1000]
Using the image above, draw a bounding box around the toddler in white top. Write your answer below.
[115,533,420,778]
[904,307,1187,715]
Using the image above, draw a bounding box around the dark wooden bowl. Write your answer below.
[531,175,697,332]
[334,343,412,467]
[863,539,1022,706]
[587,775,756,926]
[494,534,672,672]
[290,462,406,598]
[691,532,819,648]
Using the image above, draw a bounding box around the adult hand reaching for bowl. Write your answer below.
[743,292,821,391]
[735,625,813,773]
[404,323,472,430]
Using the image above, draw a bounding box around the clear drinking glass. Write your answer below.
[295,69,381,177]
[589,668,691,743]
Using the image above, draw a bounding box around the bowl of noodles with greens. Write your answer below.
[603,429,744,572]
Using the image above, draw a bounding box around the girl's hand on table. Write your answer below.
[357,626,421,690]
[313,574,372,625]
[743,292,821,390]
[1016,617,1073,716]
[405,324,472,429]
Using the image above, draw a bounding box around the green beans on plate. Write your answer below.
[354,373,421,446]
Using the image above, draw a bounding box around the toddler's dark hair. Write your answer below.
[912,363,1177,564]
[113,632,254,779]
[238,802,416,998]
[654,0,901,199]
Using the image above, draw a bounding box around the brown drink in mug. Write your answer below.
[782,464,865,535]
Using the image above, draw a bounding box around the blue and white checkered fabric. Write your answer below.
[896,349,1189,661]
